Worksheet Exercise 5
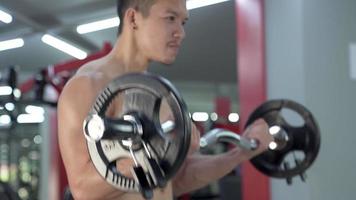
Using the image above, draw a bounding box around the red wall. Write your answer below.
[235,0,270,200]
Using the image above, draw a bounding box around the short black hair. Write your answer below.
[117,0,156,34]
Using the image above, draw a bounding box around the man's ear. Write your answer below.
[125,8,138,30]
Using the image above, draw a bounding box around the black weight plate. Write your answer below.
[245,99,320,178]
[85,72,191,191]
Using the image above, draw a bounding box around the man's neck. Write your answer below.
[109,34,150,74]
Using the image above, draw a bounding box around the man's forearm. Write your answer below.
[173,148,249,196]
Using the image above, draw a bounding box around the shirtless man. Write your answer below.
[58,0,273,199]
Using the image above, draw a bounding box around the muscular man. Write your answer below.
[58,0,273,199]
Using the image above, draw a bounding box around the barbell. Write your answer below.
[83,73,320,199]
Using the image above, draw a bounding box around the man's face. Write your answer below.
[135,0,188,64]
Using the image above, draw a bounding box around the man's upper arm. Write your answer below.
[58,76,127,199]
[57,76,96,185]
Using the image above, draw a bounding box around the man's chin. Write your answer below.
[160,57,176,65]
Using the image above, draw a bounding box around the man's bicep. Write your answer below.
[58,96,90,168]
[57,80,96,176]
[57,76,130,199]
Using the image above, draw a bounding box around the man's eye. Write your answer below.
[167,16,176,21]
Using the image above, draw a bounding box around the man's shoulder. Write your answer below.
[58,57,123,111]
[65,61,110,90]
[58,71,106,108]
[64,73,97,94]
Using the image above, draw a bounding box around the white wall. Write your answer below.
[265,1,311,199]
[266,0,356,199]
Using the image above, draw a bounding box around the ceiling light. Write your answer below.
[77,17,120,34]
[228,113,240,123]
[76,0,229,34]
[0,86,12,96]
[33,135,43,144]
[4,103,15,111]
[187,0,230,10]
[41,34,87,60]
[0,38,24,52]
[192,112,209,122]
[17,114,44,124]
[25,105,45,115]
[0,9,12,24]
[210,112,218,121]
[13,88,21,99]
[0,115,11,125]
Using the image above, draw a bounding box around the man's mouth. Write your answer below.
[168,42,180,49]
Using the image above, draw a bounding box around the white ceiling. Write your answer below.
[0,0,238,84]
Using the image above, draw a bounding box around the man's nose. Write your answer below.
[173,25,186,40]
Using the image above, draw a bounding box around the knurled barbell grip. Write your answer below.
[102,118,141,140]
[200,128,258,151]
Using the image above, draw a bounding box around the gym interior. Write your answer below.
[0,0,355,199]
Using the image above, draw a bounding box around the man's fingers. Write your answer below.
[252,118,267,125]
